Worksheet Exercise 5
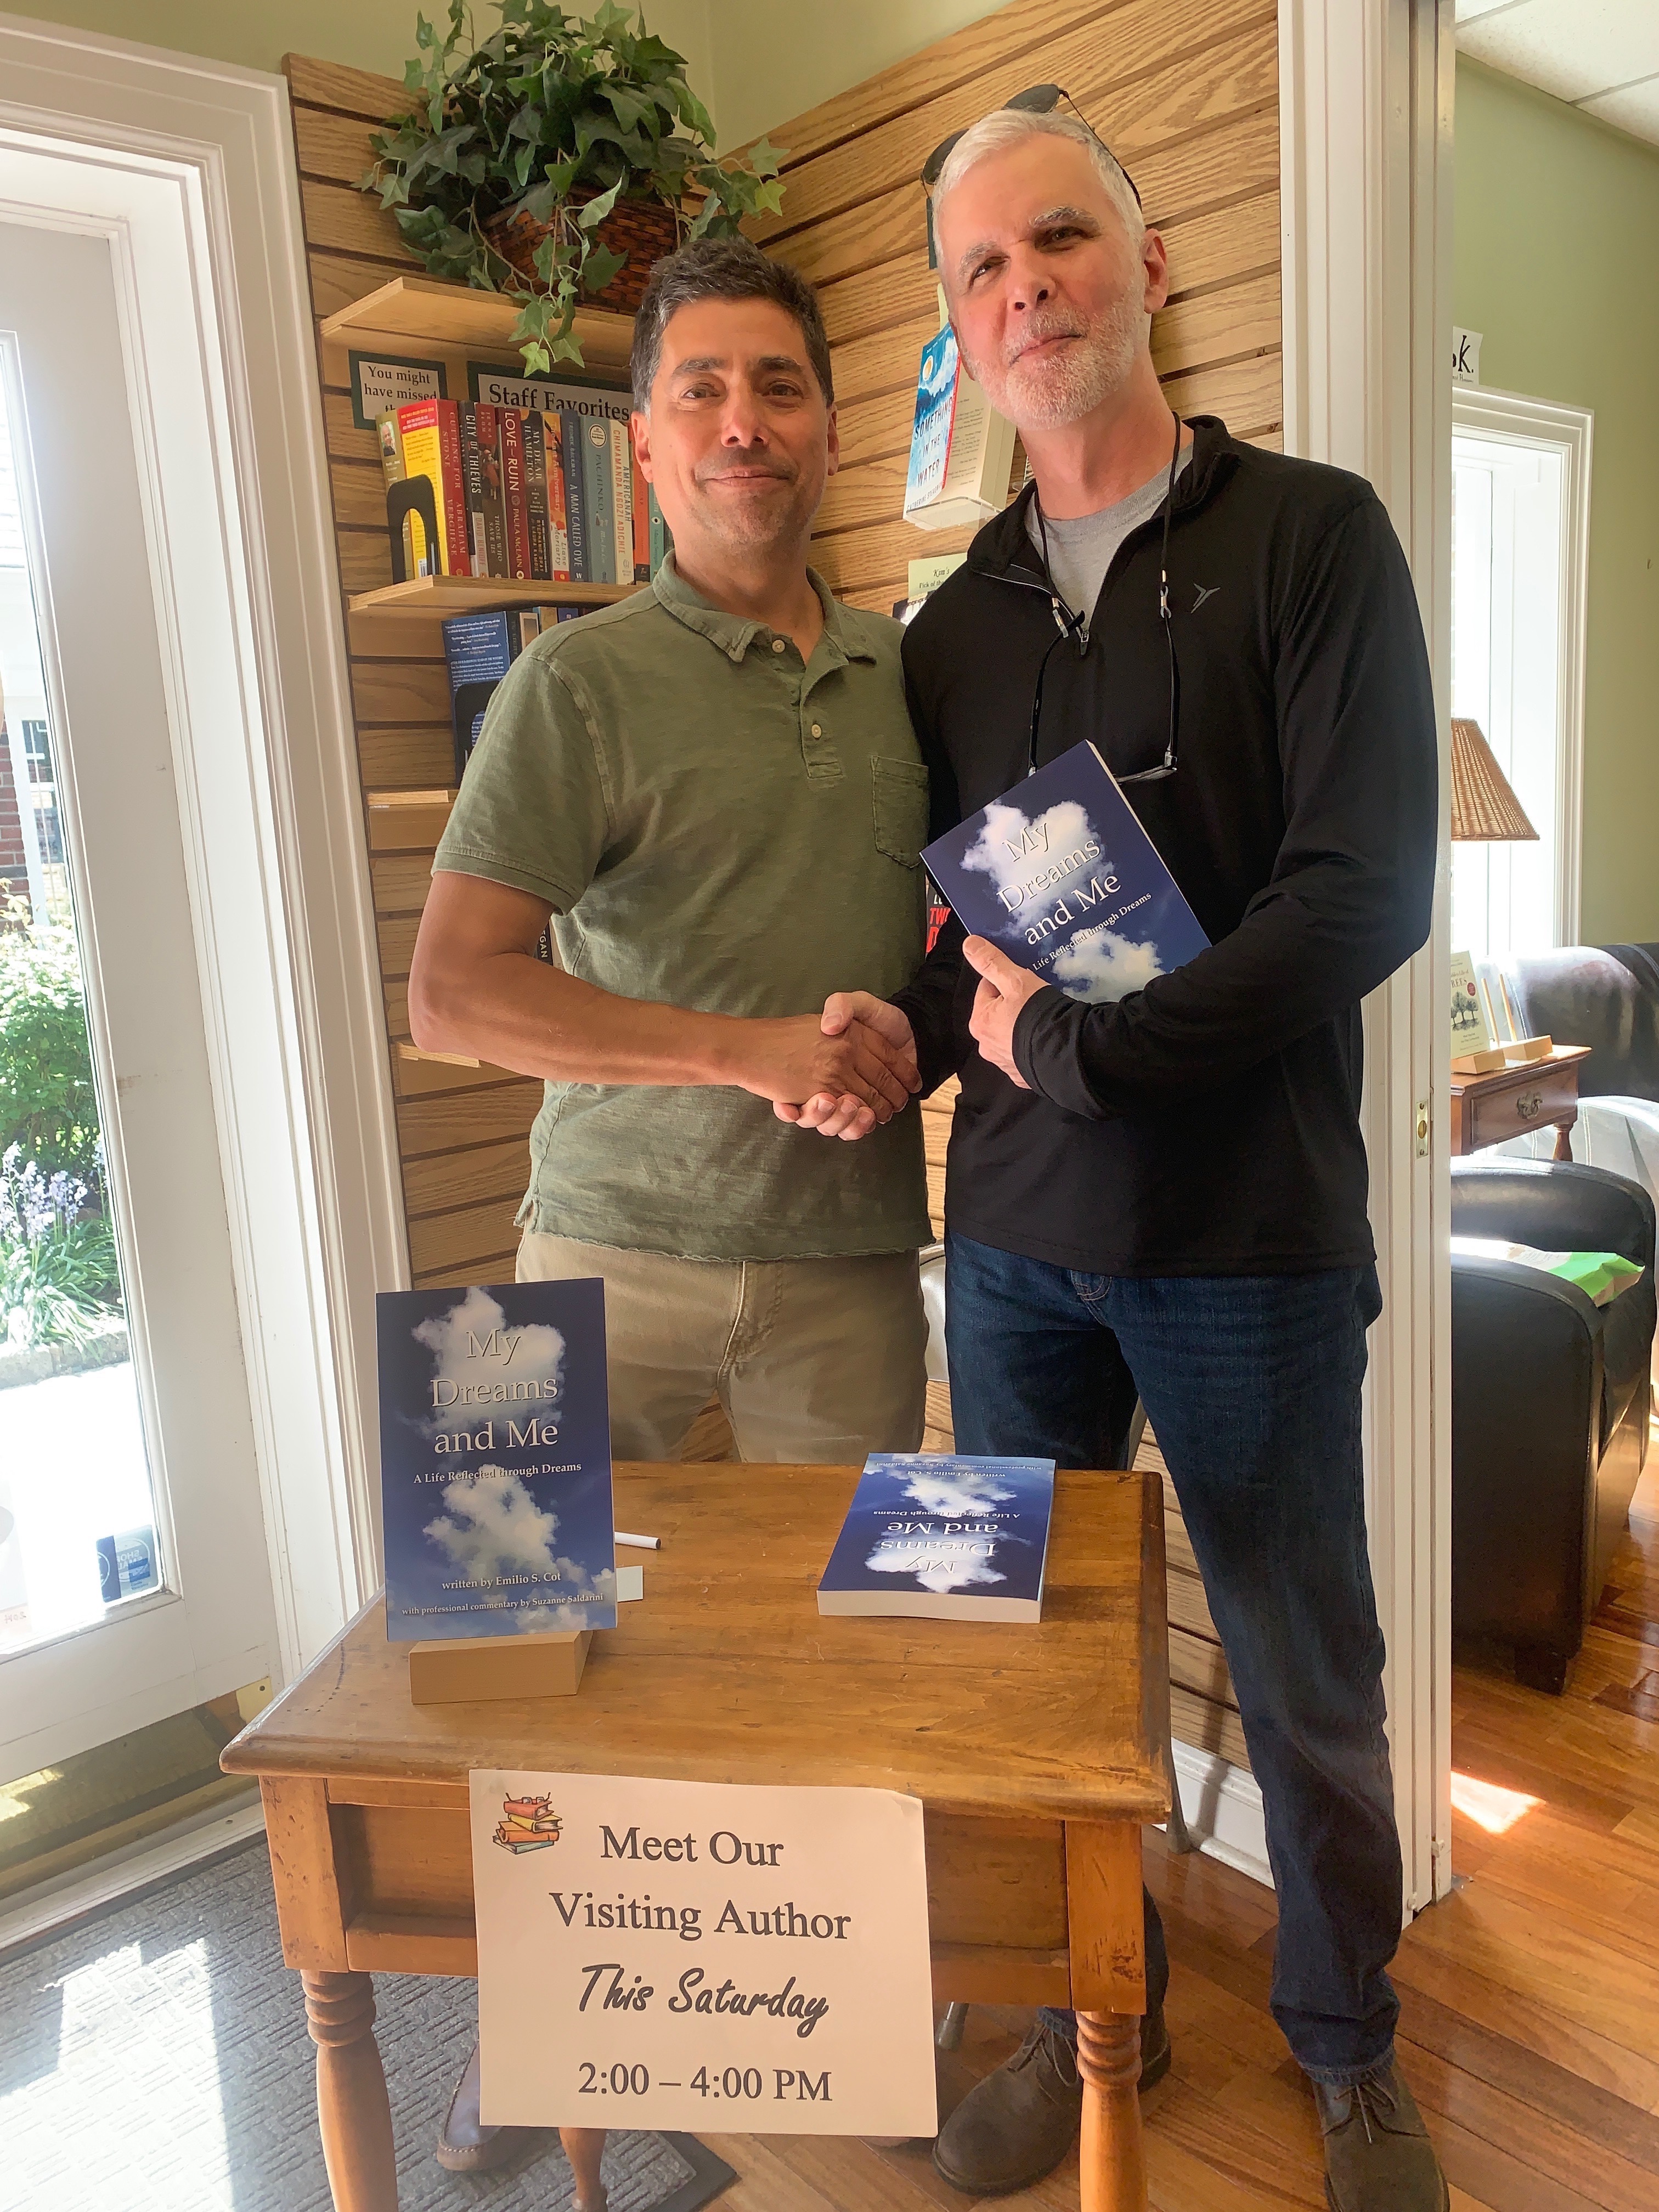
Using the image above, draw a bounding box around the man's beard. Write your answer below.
[970,287,1146,430]
[692,453,817,551]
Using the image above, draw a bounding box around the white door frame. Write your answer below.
[1451,385,1592,949]
[0,16,404,1688]
[1279,0,1457,1910]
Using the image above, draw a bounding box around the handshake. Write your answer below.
[726,939,1045,1140]
[724,990,923,1143]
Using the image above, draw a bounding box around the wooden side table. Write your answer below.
[222,1463,1170,2212]
[1448,1043,1591,1159]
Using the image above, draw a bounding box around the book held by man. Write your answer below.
[922,738,1210,1003]
[376,1279,618,1643]
[817,1454,1056,1622]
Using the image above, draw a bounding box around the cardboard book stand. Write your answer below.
[409,1629,592,1705]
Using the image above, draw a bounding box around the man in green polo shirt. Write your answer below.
[409,234,933,2174]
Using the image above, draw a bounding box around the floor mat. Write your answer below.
[0,1837,735,2211]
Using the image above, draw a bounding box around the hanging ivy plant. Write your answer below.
[363,0,787,374]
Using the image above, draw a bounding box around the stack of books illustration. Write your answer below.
[493,1793,563,1854]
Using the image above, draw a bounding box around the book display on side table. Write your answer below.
[376,1278,618,1702]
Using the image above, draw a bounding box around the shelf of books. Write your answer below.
[320,274,635,377]
[346,574,639,618]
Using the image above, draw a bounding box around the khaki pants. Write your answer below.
[516,1232,927,1463]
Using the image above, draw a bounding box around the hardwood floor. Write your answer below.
[696,1445,1659,2209]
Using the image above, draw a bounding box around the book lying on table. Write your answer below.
[922,738,1210,1003]
[817,1454,1056,1622]
[377,1278,618,1643]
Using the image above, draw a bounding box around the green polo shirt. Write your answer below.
[433,555,932,1261]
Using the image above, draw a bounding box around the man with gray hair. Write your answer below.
[819,98,1442,2210]
[409,234,933,2175]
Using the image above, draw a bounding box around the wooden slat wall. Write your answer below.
[774,0,1267,1764]
[283,50,549,1288]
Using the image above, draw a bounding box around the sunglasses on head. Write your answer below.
[920,84,1143,206]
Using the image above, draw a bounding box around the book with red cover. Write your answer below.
[473,402,508,577]
[544,413,572,582]
[500,407,532,581]
[630,443,651,583]
[458,402,486,577]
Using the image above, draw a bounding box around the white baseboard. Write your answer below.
[0,1796,267,1960]
[1163,1739,1272,1888]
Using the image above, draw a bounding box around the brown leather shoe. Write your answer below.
[435,2040,544,2174]
[932,2010,1171,2197]
[1314,2062,1449,2210]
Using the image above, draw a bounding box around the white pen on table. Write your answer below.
[615,1531,659,1550]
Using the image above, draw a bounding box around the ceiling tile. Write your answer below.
[1458,0,1659,104]
[1454,0,1530,20]
[1577,74,1659,149]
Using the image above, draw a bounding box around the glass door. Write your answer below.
[0,214,279,1803]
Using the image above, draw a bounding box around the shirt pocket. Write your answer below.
[870,754,930,868]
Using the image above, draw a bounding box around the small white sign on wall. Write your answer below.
[471,1770,938,2137]
[1452,326,1483,385]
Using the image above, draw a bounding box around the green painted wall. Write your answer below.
[708,1,1006,149]
[1457,58,1659,947]
[17,2,714,125]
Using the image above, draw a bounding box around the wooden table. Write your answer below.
[1448,1042,1591,1158]
[222,1463,1169,2212]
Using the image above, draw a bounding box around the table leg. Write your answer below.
[1066,1819,1149,2211]
[1553,1111,1576,1163]
[1076,2012,1147,2210]
[303,1970,398,2212]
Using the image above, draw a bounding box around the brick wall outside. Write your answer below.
[0,744,31,912]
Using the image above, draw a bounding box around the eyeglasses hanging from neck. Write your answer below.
[1025,412,1184,784]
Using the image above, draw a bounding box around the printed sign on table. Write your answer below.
[471,1771,937,2137]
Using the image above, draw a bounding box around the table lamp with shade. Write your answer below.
[1448,718,1545,1060]
[1449,715,1538,844]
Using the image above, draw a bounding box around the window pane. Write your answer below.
[0,361,161,1657]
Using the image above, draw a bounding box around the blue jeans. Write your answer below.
[944,1232,1400,2087]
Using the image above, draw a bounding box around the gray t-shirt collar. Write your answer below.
[1025,442,1194,637]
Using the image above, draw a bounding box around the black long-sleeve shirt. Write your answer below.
[894,415,1438,1276]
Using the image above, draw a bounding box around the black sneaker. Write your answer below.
[1314,2061,1449,2210]
[932,2009,1171,2197]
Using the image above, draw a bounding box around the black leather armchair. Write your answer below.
[1451,1159,1655,1694]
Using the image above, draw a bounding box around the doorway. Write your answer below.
[1450,389,1591,961]
[0,220,281,1852]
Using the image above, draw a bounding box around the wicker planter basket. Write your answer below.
[482,189,684,315]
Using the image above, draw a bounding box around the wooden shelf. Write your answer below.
[320,273,634,375]
[346,574,640,617]
[366,789,454,851]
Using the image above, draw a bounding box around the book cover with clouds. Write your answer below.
[376,1279,617,1643]
[923,738,1209,1003]
[817,1454,1056,1622]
